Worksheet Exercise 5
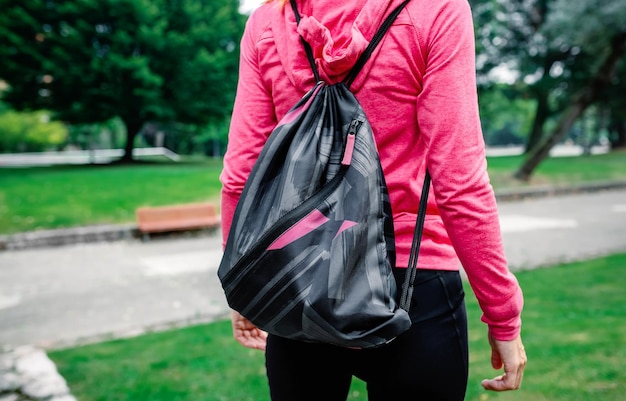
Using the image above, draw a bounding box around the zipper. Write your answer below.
[223,165,348,285]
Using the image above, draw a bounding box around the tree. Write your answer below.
[0,109,68,152]
[478,83,534,146]
[602,61,626,149]
[514,0,626,180]
[471,0,579,153]
[0,0,246,162]
[470,0,626,180]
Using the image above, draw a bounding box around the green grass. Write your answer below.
[1,151,625,235]
[0,159,224,234]
[464,253,626,401]
[48,253,626,401]
[486,151,626,190]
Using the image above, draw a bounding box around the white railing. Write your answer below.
[485,144,610,157]
[0,147,180,166]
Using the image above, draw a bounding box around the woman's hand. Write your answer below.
[481,333,527,391]
[231,310,268,351]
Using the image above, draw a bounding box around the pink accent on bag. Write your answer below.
[341,133,356,165]
[335,220,358,238]
[268,209,330,250]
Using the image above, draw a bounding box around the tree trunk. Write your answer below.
[524,89,550,153]
[524,54,565,154]
[514,32,626,181]
[119,118,144,163]
[609,120,626,149]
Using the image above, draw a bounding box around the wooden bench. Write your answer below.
[135,202,221,239]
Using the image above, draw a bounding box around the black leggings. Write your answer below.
[265,269,469,401]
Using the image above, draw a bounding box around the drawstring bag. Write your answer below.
[218,0,429,349]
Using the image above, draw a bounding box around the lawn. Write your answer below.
[48,253,626,401]
[1,151,625,235]
[485,150,626,189]
[0,158,224,234]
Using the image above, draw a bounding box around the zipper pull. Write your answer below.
[342,118,363,165]
[348,119,363,135]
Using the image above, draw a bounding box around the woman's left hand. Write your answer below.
[481,333,527,391]
[231,310,268,351]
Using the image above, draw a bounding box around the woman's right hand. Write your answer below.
[231,310,268,351]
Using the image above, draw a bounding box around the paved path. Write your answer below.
[497,189,626,270]
[1,190,625,350]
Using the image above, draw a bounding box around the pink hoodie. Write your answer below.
[220,0,523,340]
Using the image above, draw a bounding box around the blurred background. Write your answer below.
[0,0,624,175]
[0,1,625,401]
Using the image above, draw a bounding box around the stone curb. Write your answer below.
[39,311,231,352]
[494,179,626,202]
[0,225,218,252]
[0,224,138,252]
[1,180,626,252]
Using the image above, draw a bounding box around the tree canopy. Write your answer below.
[0,0,246,161]
[2,0,625,179]
[471,0,626,180]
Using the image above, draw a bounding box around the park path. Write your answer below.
[0,189,625,350]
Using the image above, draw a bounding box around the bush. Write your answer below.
[0,110,68,153]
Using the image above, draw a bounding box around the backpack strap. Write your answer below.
[343,0,410,87]
[290,0,321,82]
[399,169,431,310]
[290,0,410,87]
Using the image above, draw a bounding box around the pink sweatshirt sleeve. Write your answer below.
[416,0,523,340]
[220,12,277,249]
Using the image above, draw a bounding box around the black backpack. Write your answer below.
[218,0,430,349]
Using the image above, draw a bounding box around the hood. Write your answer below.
[271,0,407,91]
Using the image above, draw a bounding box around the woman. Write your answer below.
[220,0,527,399]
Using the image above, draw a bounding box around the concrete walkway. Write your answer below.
[1,187,625,349]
